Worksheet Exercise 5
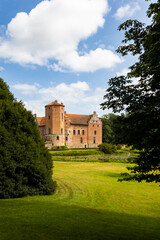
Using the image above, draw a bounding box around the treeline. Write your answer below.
[101,113,127,145]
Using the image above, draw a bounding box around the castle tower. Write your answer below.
[45,100,65,146]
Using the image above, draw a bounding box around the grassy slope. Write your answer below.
[0,162,160,240]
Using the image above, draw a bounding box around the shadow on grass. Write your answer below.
[0,199,160,240]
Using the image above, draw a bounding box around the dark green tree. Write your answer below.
[0,78,56,198]
[101,113,126,144]
[101,1,160,183]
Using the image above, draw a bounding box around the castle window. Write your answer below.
[61,128,63,134]
[80,137,83,143]
[97,125,99,127]
[93,137,96,144]
[73,130,76,135]
[57,136,59,140]
[48,115,50,119]
[78,130,80,135]
[94,130,97,135]
[66,136,68,141]
[48,128,51,134]
[93,125,94,127]
[62,113,63,120]
[65,130,67,134]
[82,130,85,135]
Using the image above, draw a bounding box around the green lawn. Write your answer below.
[0,162,160,240]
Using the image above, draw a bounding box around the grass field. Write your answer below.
[0,161,160,240]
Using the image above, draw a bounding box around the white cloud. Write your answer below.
[13,83,38,95]
[113,3,140,20]
[116,68,128,77]
[0,66,4,72]
[13,81,107,116]
[0,0,123,72]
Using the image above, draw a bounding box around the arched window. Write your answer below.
[61,128,63,134]
[82,130,85,135]
[80,137,83,143]
[94,130,97,135]
[93,137,96,144]
[48,128,51,134]
[73,130,76,135]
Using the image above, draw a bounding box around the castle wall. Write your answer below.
[65,125,88,148]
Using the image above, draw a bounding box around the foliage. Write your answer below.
[101,1,160,183]
[0,78,56,198]
[101,114,128,144]
[116,144,122,150]
[54,145,68,150]
[50,149,102,156]
[98,143,117,154]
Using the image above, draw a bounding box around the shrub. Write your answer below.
[98,143,117,154]
[116,144,122,150]
[54,145,68,151]
[0,78,56,199]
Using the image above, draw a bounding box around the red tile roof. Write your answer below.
[45,100,64,107]
[37,117,45,126]
[66,114,92,125]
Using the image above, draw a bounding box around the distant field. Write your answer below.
[0,161,160,240]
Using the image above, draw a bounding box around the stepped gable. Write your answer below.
[66,114,92,125]
[45,100,65,107]
[37,117,45,126]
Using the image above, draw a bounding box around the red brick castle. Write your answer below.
[36,100,102,148]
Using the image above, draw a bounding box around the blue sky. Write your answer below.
[0,0,151,116]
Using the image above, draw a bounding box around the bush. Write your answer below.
[50,149,102,156]
[98,143,117,154]
[54,145,68,151]
[0,78,56,199]
[116,144,122,150]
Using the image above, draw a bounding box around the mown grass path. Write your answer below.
[0,162,160,240]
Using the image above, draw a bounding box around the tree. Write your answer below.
[101,1,160,183]
[0,78,56,198]
[101,113,126,144]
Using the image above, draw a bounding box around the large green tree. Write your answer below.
[101,113,126,144]
[0,78,56,198]
[101,1,160,182]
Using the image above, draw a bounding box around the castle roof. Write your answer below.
[37,117,45,126]
[66,114,92,125]
[45,100,64,107]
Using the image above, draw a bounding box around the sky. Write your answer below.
[0,0,152,117]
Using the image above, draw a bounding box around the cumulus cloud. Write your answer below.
[12,81,106,116]
[0,0,123,72]
[13,83,38,95]
[113,3,140,20]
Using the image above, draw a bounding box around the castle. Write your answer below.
[36,100,102,148]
